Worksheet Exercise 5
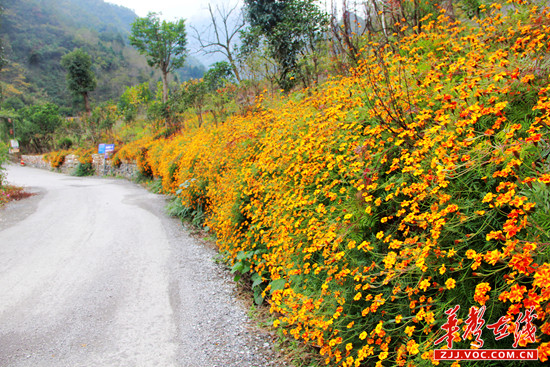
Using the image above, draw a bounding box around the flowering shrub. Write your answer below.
[73,147,95,164]
[43,1,550,365]
[44,150,69,168]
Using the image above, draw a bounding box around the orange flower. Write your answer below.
[474,283,491,305]
[508,284,526,303]
[534,264,550,289]
[539,342,550,362]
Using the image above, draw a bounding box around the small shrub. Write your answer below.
[46,151,68,168]
[72,162,94,177]
[57,137,73,150]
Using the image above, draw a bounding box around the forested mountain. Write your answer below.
[0,0,205,113]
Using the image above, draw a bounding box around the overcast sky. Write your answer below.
[105,0,245,65]
[105,0,243,23]
[104,0,335,66]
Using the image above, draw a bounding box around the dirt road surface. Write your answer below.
[0,165,284,367]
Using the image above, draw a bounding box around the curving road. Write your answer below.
[0,164,282,367]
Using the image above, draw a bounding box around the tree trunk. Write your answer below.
[227,53,241,82]
[162,71,168,104]
[211,110,218,126]
[161,70,170,128]
[441,0,455,21]
[83,91,91,116]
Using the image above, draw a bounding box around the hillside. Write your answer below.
[0,0,204,113]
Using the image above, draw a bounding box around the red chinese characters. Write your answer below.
[434,305,538,349]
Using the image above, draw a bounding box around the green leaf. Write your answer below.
[269,278,286,294]
[231,262,244,273]
[251,273,263,288]
[237,251,248,260]
[254,288,265,305]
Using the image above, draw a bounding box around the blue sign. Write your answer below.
[105,144,115,152]
[98,144,106,154]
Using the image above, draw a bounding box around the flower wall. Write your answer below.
[115,3,550,365]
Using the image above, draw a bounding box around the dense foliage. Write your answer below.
[242,0,329,90]
[129,13,188,105]
[18,103,63,152]
[61,49,97,114]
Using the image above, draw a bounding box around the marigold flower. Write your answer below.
[534,264,550,289]
[419,278,431,291]
[539,342,550,362]
[405,326,415,337]
[484,249,501,265]
[407,340,420,355]
[474,283,491,305]
[446,278,456,290]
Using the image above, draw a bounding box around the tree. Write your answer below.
[193,2,245,82]
[203,61,235,91]
[129,12,188,105]
[61,49,97,115]
[242,0,328,91]
[19,103,63,153]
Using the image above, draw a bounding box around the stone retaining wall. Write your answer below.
[21,154,139,179]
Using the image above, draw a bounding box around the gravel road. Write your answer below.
[0,164,285,367]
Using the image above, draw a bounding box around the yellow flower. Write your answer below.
[419,278,431,291]
[407,340,419,355]
[445,278,456,289]
[374,321,384,335]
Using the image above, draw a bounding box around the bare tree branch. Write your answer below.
[191,2,245,81]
